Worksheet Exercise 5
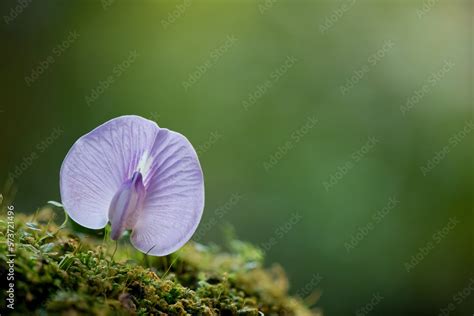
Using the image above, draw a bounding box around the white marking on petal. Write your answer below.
[137,150,153,176]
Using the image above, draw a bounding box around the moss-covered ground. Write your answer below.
[0,205,318,315]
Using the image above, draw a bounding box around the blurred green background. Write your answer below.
[1,0,473,315]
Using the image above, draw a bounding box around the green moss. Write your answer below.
[0,206,317,315]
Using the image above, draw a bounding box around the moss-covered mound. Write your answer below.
[0,206,317,315]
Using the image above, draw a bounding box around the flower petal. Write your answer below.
[109,171,146,240]
[60,115,158,229]
[131,129,205,256]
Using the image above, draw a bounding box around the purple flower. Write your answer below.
[60,115,205,256]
